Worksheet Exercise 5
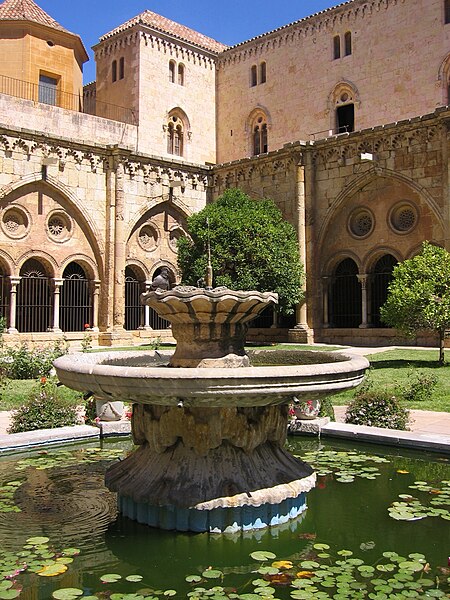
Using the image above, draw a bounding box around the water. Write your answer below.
[0,437,449,599]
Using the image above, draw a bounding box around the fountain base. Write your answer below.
[105,404,316,532]
[118,490,311,533]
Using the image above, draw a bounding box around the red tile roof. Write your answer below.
[0,0,71,33]
[100,10,227,54]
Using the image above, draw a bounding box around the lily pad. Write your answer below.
[250,551,276,562]
[100,573,122,583]
[52,589,84,600]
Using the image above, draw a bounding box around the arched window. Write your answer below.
[125,266,144,331]
[119,57,125,80]
[0,266,9,328]
[167,115,184,156]
[251,65,257,87]
[60,262,92,332]
[445,0,450,24]
[178,63,185,86]
[112,60,117,83]
[169,60,176,83]
[329,258,361,328]
[260,61,267,84]
[17,259,52,332]
[370,254,397,327]
[253,117,268,156]
[344,32,352,56]
[331,83,358,133]
[333,35,341,60]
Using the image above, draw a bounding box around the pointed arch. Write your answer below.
[247,106,271,156]
[328,80,360,134]
[317,166,444,248]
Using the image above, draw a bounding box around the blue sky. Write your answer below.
[36,0,343,83]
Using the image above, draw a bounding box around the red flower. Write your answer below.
[40,377,47,385]
[84,323,90,329]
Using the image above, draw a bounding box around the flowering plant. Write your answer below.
[291,398,320,420]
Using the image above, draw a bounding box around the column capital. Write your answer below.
[8,276,21,286]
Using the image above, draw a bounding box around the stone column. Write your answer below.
[357,274,369,328]
[7,276,20,333]
[49,278,63,333]
[91,280,100,332]
[113,159,126,331]
[140,281,153,330]
[289,151,313,343]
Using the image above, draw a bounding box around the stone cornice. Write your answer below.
[94,26,217,69]
[0,125,211,182]
[217,0,405,67]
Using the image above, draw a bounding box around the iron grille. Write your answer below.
[249,306,274,329]
[0,271,9,327]
[125,269,144,331]
[370,254,397,327]
[60,263,92,332]
[17,260,52,332]
[148,308,170,330]
[329,258,361,328]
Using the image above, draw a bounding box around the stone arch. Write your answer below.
[322,250,362,278]
[363,246,403,274]
[0,173,104,276]
[317,166,444,248]
[16,250,58,278]
[0,249,14,276]
[60,254,99,281]
[166,107,191,158]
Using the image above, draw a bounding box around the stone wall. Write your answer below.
[216,0,450,163]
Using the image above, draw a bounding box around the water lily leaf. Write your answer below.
[100,573,122,583]
[185,575,202,583]
[257,566,279,575]
[201,569,223,579]
[250,551,276,562]
[313,543,330,551]
[272,560,293,569]
[26,536,49,545]
[62,548,80,556]
[126,575,144,582]
[52,589,84,600]
[398,561,423,572]
[37,563,68,577]
[0,591,21,600]
[163,591,177,597]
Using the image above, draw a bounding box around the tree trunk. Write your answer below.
[439,330,445,366]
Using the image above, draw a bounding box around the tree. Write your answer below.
[177,188,304,315]
[380,242,450,365]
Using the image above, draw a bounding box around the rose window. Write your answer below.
[48,217,65,236]
[349,209,374,238]
[46,212,72,242]
[1,207,29,239]
[138,225,158,251]
[390,203,418,234]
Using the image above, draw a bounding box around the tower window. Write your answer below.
[112,60,117,82]
[260,61,267,84]
[251,65,257,87]
[344,32,352,56]
[167,116,184,156]
[38,74,58,105]
[333,35,341,59]
[337,103,355,133]
[446,0,450,23]
[178,63,185,86]
[252,117,268,155]
[169,60,176,83]
[119,57,125,79]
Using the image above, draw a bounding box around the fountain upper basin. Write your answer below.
[54,349,369,407]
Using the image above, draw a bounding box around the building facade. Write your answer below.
[0,0,449,346]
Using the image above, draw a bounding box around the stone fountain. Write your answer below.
[54,286,369,533]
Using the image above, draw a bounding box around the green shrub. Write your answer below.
[400,371,438,403]
[8,378,79,433]
[0,339,68,379]
[319,396,335,421]
[345,383,410,430]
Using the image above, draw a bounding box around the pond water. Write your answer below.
[0,437,449,599]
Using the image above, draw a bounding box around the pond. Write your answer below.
[0,437,449,599]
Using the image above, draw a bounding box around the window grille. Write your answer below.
[0,269,9,327]
[125,267,144,331]
[60,262,92,332]
[17,259,52,332]
[370,255,397,327]
[329,258,361,328]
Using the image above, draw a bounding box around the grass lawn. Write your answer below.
[331,349,450,413]
[0,379,82,411]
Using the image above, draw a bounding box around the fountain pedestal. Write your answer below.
[54,286,369,532]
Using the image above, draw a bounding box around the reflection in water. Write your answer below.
[0,438,448,599]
